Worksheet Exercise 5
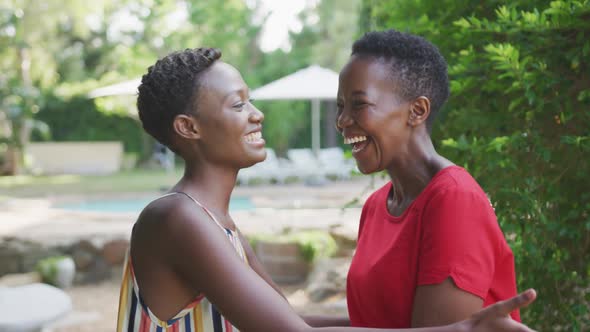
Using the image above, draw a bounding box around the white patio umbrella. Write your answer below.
[251,65,339,155]
[87,78,142,98]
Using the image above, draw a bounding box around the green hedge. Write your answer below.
[361,0,590,330]
[32,93,145,155]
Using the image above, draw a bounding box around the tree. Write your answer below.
[361,0,590,330]
[0,0,86,173]
[250,0,363,154]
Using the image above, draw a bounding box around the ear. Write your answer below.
[408,96,431,127]
[173,114,200,140]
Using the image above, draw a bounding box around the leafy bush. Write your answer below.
[36,255,75,288]
[248,230,338,263]
[32,93,145,156]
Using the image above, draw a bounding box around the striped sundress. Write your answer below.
[117,192,248,332]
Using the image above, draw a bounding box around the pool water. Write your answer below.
[57,196,254,213]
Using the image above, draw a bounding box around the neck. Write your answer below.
[172,159,238,219]
[385,134,451,206]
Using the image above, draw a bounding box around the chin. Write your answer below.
[356,160,382,175]
[242,151,267,168]
[255,149,267,162]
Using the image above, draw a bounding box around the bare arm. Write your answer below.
[237,230,350,327]
[237,230,288,299]
[412,278,483,327]
[165,203,536,332]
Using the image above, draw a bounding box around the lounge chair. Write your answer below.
[286,148,328,181]
[237,149,296,184]
[318,147,356,180]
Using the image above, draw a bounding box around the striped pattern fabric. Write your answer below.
[116,192,248,332]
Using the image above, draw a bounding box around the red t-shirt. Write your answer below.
[346,166,520,328]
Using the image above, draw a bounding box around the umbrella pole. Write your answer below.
[312,99,320,156]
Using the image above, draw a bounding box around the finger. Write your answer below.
[495,289,537,316]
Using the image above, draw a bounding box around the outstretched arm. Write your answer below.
[166,203,536,332]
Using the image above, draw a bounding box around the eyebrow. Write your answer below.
[337,90,367,100]
[223,88,249,102]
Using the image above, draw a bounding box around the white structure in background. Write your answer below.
[0,283,72,332]
[286,147,355,181]
[237,147,355,184]
[318,147,356,180]
[87,79,176,172]
[27,142,123,175]
[87,78,141,99]
[251,65,339,156]
[237,148,297,184]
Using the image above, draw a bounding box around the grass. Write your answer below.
[0,168,183,197]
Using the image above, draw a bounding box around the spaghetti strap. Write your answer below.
[165,191,231,233]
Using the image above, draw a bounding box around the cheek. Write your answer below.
[369,112,407,163]
[211,114,245,138]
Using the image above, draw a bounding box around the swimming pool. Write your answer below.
[57,196,254,213]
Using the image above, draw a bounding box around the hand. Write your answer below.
[456,289,537,332]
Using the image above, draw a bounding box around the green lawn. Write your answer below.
[0,169,183,197]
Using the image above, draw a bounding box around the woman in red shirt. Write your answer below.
[337,29,524,328]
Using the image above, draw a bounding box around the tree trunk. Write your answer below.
[3,147,21,176]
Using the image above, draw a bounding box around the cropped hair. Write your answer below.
[137,48,221,147]
[352,30,449,129]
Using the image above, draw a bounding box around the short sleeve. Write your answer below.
[417,188,501,299]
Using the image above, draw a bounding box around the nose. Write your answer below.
[336,107,352,131]
[249,104,264,123]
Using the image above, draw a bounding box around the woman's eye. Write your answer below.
[233,98,255,111]
[353,101,368,108]
[232,102,246,111]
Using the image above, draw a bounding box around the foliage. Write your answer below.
[0,0,129,173]
[32,93,144,154]
[246,0,361,155]
[35,255,74,287]
[361,0,590,329]
[0,0,362,171]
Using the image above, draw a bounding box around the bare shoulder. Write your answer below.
[131,193,216,257]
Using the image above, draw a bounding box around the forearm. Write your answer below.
[302,314,350,327]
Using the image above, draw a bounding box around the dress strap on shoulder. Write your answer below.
[168,192,229,233]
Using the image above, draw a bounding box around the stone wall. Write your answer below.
[0,236,129,284]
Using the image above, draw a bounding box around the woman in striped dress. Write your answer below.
[117,47,537,332]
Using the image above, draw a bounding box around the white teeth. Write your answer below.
[245,131,262,142]
[344,136,367,144]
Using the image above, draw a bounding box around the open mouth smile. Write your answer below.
[245,131,264,144]
[344,135,370,154]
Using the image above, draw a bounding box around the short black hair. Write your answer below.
[351,30,449,129]
[137,48,222,148]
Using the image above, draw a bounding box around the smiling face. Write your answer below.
[186,61,266,168]
[336,55,413,174]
